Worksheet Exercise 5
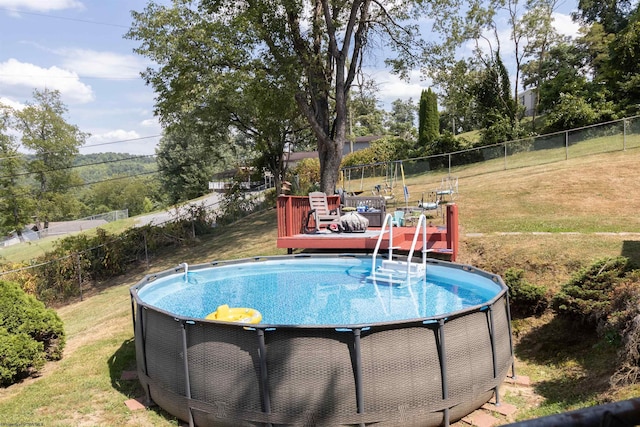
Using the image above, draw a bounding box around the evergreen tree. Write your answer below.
[418,88,440,148]
[418,89,428,147]
[426,89,440,142]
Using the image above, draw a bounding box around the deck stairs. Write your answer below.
[366,213,429,286]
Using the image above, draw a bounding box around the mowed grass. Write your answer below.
[2,146,640,424]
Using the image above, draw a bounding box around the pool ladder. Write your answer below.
[366,213,429,286]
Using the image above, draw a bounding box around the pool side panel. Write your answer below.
[264,329,360,423]
[187,323,263,413]
[143,309,188,420]
[360,325,444,426]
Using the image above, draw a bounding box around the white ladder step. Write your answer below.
[365,274,407,285]
[381,260,425,275]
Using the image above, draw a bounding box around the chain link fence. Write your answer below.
[343,115,640,197]
[0,192,273,303]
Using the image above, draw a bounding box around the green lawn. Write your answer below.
[2,141,640,425]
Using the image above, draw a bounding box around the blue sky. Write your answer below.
[0,1,580,156]
[1,0,161,155]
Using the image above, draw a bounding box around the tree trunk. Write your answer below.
[318,135,344,194]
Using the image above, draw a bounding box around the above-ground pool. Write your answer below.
[131,254,513,427]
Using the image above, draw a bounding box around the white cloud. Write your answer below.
[88,129,140,144]
[0,96,26,110]
[55,48,147,79]
[0,59,94,103]
[0,0,83,12]
[83,129,160,155]
[552,12,581,39]
[140,118,159,128]
[369,69,430,108]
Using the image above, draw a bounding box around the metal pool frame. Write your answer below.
[130,254,514,427]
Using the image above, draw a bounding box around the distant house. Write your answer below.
[208,136,381,190]
[519,88,537,117]
[344,135,381,154]
[209,167,272,192]
[284,135,382,169]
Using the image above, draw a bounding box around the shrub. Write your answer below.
[0,328,44,385]
[291,158,321,194]
[544,93,598,133]
[551,256,629,326]
[601,273,640,386]
[504,268,548,316]
[0,280,65,385]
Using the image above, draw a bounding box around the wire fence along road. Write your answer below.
[133,193,224,227]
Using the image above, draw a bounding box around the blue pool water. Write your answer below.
[137,257,502,326]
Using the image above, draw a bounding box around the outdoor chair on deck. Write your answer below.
[306,191,341,232]
[392,210,405,227]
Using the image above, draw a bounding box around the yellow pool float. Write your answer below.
[206,304,262,324]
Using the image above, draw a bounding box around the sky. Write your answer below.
[0,0,581,156]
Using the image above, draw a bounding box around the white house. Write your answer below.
[519,88,537,117]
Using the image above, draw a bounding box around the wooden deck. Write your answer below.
[276,195,459,261]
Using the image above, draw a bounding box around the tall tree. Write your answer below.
[418,88,439,146]
[433,59,481,133]
[386,98,417,138]
[0,106,32,241]
[606,7,640,113]
[13,89,88,230]
[348,82,385,138]
[474,53,519,144]
[519,0,563,130]
[418,89,429,147]
[129,0,445,194]
[523,41,590,115]
[575,0,633,33]
[156,127,225,204]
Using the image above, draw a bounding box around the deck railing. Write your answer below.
[276,195,459,261]
[277,194,340,237]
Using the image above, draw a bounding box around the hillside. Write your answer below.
[73,152,157,183]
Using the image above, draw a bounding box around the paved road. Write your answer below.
[134,193,224,227]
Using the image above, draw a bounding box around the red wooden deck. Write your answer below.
[276,195,459,261]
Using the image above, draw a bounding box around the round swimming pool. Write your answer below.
[130,254,513,426]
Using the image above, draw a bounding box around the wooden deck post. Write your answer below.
[446,204,459,262]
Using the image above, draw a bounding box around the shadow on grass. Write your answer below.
[107,338,142,398]
[515,315,618,407]
[107,338,179,424]
[621,240,640,269]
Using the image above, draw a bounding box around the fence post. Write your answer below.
[565,130,569,160]
[504,143,507,170]
[143,231,149,269]
[623,119,627,151]
[75,253,83,301]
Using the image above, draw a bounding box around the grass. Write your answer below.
[2,144,640,424]
[0,217,138,265]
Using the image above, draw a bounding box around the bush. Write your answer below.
[544,93,598,133]
[291,157,321,194]
[504,268,548,316]
[0,328,44,385]
[341,136,416,168]
[0,280,65,385]
[601,273,640,386]
[551,256,629,326]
